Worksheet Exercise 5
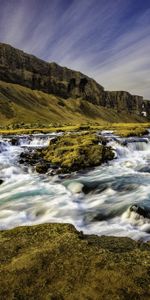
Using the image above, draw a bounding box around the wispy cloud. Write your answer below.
[0,0,150,98]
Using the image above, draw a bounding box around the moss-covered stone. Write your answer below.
[40,133,114,172]
[0,223,150,300]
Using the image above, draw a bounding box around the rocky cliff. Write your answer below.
[0,42,148,118]
[0,43,105,105]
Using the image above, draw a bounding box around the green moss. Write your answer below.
[40,133,114,172]
[0,223,150,299]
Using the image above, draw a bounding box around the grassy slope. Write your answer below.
[0,80,147,127]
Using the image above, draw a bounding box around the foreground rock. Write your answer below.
[0,223,150,299]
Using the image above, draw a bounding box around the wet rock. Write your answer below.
[122,138,149,146]
[19,150,42,165]
[0,179,4,185]
[67,182,84,193]
[111,182,138,192]
[82,181,108,194]
[58,174,72,180]
[35,163,49,174]
[11,137,19,146]
[138,166,150,173]
[130,205,150,219]
[47,168,62,176]
[49,137,58,145]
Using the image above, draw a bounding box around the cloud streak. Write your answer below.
[0,0,150,98]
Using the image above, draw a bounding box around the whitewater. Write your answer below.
[1,131,150,241]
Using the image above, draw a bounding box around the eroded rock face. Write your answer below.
[0,43,105,105]
[105,90,144,114]
[0,223,150,300]
[0,43,147,115]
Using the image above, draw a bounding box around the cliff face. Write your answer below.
[0,43,105,106]
[105,91,144,114]
[0,43,148,117]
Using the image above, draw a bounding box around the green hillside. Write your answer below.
[0,81,147,127]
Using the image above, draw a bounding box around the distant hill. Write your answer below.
[0,43,149,126]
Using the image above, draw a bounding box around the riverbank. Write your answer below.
[0,223,150,299]
[0,122,150,137]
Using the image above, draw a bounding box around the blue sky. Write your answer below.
[0,0,150,98]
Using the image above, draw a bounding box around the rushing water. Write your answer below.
[1,131,150,241]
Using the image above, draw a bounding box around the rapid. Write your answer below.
[1,131,150,241]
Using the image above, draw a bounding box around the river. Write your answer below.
[0,130,150,241]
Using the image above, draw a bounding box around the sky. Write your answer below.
[0,0,150,99]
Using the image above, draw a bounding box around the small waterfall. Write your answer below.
[127,140,150,152]
[19,133,58,148]
[0,139,10,152]
[108,140,130,158]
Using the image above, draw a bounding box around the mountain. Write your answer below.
[0,43,149,126]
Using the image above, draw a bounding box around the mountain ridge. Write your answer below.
[0,42,149,125]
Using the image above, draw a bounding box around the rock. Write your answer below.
[0,179,4,185]
[0,223,150,299]
[122,138,149,146]
[82,181,108,194]
[130,204,150,219]
[35,163,49,174]
[122,161,135,168]
[19,150,42,165]
[37,133,115,173]
[138,166,150,173]
[47,168,62,176]
[11,137,19,146]
[67,182,84,193]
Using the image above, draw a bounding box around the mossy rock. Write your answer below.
[35,163,49,174]
[40,133,114,172]
[0,223,150,299]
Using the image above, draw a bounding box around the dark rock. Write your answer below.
[82,181,108,194]
[0,179,4,185]
[18,159,24,164]
[138,166,150,173]
[47,168,62,176]
[35,163,49,174]
[130,205,150,219]
[11,138,19,146]
[122,138,149,146]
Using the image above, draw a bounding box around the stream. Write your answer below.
[1,131,150,241]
